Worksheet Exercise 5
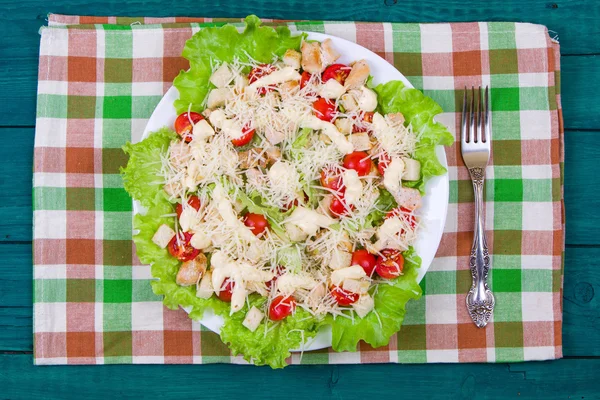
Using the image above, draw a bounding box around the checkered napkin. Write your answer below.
[33,14,564,365]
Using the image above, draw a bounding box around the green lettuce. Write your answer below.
[121,128,177,207]
[374,80,454,193]
[173,15,305,114]
[220,296,322,368]
[330,247,422,352]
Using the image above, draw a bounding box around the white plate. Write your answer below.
[137,32,449,351]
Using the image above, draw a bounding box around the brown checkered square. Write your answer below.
[68,56,97,82]
[66,147,95,174]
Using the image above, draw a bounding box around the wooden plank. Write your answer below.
[3,243,598,355]
[2,55,600,129]
[0,354,599,399]
[1,0,599,60]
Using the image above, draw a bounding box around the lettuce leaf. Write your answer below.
[220,296,321,368]
[374,80,454,193]
[121,128,177,208]
[330,247,422,352]
[174,15,305,114]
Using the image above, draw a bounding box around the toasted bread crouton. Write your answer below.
[301,41,323,74]
[177,253,207,286]
[283,49,302,69]
[321,38,341,66]
[349,132,372,151]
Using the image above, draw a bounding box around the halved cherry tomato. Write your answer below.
[249,64,277,95]
[281,193,309,212]
[377,151,391,175]
[343,151,372,177]
[375,249,405,280]
[175,195,201,219]
[300,71,312,89]
[217,279,235,302]
[269,295,296,321]
[174,112,204,142]
[313,98,337,122]
[386,206,417,230]
[168,232,201,262]
[330,195,354,217]
[231,125,255,147]
[243,213,270,236]
[322,64,350,85]
[320,167,343,192]
[330,285,360,306]
[351,249,377,277]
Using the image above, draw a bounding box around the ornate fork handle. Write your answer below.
[466,167,495,328]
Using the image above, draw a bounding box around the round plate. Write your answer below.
[137,32,449,351]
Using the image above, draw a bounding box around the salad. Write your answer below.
[122,16,453,368]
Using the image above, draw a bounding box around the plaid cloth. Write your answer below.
[33,14,564,365]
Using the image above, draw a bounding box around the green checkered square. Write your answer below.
[489,50,519,75]
[103,240,132,266]
[393,53,422,77]
[103,303,132,331]
[105,59,133,83]
[103,96,132,119]
[424,271,456,295]
[520,86,550,110]
[449,180,459,204]
[492,269,522,292]
[490,73,519,88]
[104,212,132,240]
[492,293,522,322]
[494,179,523,202]
[493,141,522,166]
[66,188,97,211]
[103,174,126,189]
[103,149,129,174]
[523,179,552,202]
[495,347,524,362]
[103,331,133,357]
[132,96,162,118]
[491,111,521,140]
[397,324,426,350]
[493,231,523,255]
[34,187,66,211]
[425,89,456,112]
[104,83,133,96]
[132,279,159,302]
[37,94,68,118]
[487,23,516,49]
[391,24,421,52]
[34,279,67,302]
[103,119,133,148]
[68,96,97,119]
[293,21,325,33]
[456,270,471,294]
[403,294,426,325]
[67,279,96,302]
[491,88,520,111]
[103,279,133,303]
[522,269,553,292]
[300,351,330,365]
[104,30,133,58]
[103,188,132,211]
[397,350,427,363]
[104,266,133,280]
[493,202,522,229]
[492,255,522,270]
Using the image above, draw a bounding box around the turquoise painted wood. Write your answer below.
[1,0,599,398]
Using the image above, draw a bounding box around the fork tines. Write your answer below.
[461,86,490,145]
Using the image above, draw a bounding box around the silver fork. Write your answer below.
[461,86,495,328]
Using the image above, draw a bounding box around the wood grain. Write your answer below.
[1,354,599,399]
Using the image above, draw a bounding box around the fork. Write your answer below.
[461,86,495,328]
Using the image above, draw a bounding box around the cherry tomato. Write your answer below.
[174,112,204,142]
[322,64,350,85]
[351,249,377,277]
[175,195,201,219]
[300,71,312,89]
[377,151,391,175]
[386,206,417,230]
[330,285,360,306]
[320,167,343,192]
[249,64,277,95]
[168,232,201,262]
[352,111,375,133]
[343,151,372,177]
[269,295,296,321]
[243,213,270,236]
[330,195,354,217]
[281,193,309,212]
[231,124,255,147]
[217,279,234,302]
[375,249,405,280]
[313,98,337,122]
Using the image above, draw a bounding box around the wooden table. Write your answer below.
[1,1,598,398]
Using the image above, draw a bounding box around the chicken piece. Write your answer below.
[388,112,405,125]
[301,41,323,74]
[345,60,370,89]
[279,80,300,96]
[334,118,353,135]
[196,270,214,299]
[348,132,372,151]
[283,49,302,70]
[402,158,421,181]
[285,222,309,242]
[330,265,367,286]
[152,224,175,249]
[176,253,208,286]
[238,148,267,169]
[394,187,422,210]
[265,146,282,164]
[383,157,405,194]
[342,278,370,294]
[242,306,264,332]
[210,62,233,88]
[206,88,232,109]
[340,93,359,112]
[321,38,341,66]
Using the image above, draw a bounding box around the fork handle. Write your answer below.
[466,167,495,328]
